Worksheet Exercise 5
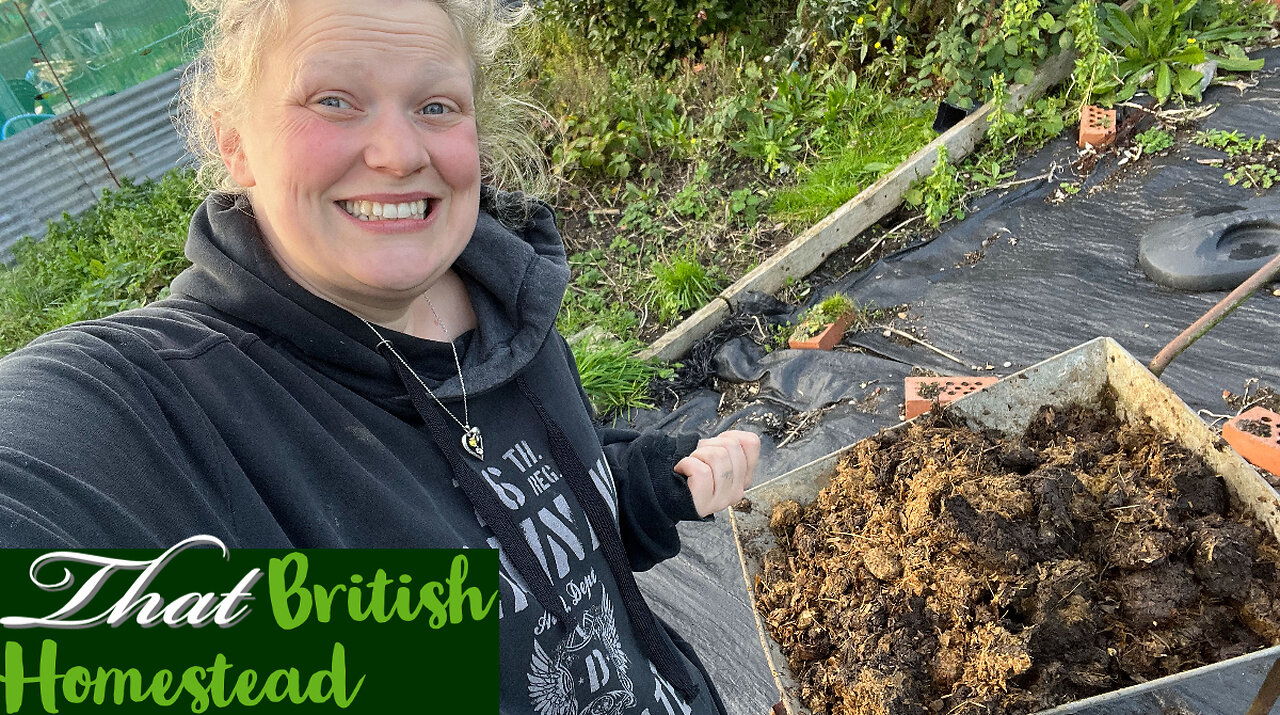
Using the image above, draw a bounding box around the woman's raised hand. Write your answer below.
[675,430,761,517]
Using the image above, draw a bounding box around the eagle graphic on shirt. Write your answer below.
[528,591,636,715]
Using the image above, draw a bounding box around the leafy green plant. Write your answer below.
[1225,164,1278,189]
[794,293,855,338]
[764,321,794,352]
[906,146,967,228]
[1066,0,1122,105]
[650,253,720,322]
[570,338,671,414]
[1194,129,1267,155]
[1137,127,1175,153]
[539,0,785,73]
[1101,0,1209,103]
[0,169,200,355]
[911,0,1076,109]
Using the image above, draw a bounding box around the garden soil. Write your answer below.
[757,405,1280,715]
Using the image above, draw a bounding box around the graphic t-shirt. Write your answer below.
[412,339,710,715]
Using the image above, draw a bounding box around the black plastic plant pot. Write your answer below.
[933,101,972,133]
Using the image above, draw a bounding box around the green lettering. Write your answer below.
[39,640,58,714]
[262,668,302,703]
[180,666,210,713]
[91,667,144,705]
[394,575,423,622]
[345,575,368,622]
[448,555,497,623]
[269,553,312,630]
[60,667,89,704]
[1,641,24,714]
[421,581,447,629]
[302,643,363,708]
[148,670,180,707]
[210,654,236,708]
[314,584,344,623]
[0,641,62,715]
[231,670,263,707]
[367,570,393,623]
[0,641,55,715]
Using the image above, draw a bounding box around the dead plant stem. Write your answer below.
[879,325,967,366]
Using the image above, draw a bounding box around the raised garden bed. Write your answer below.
[731,338,1280,715]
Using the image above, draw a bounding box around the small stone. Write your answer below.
[1003,361,1012,368]
[1273,288,1280,297]
[882,329,892,338]
[897,312,908,320]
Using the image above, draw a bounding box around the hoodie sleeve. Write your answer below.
[0,325,239,548]
[558,336,707,572]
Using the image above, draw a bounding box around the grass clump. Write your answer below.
[571,337,671,415]
[651,252,720,322]
[0,169,199,355]
[768,78,937,228]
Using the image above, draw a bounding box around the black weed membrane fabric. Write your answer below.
[633,50,1280,715]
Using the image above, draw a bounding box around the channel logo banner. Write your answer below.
[0,537,498,712]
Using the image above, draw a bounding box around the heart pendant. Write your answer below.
[462,426,484,460]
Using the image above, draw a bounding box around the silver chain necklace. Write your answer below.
[362,297,483,459]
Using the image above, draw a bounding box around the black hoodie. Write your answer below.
[0,192,725,714]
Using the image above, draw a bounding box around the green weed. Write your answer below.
[794,293,854,338]
[650,253,720,322]
[1225,164,1278,190]
[571,338,671,415]
[906,146,967,228]
[1195,129,1267,155]
[1136,127,1175,154]
[0,169,200,355]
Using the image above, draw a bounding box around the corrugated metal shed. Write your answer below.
[0,66,192,259]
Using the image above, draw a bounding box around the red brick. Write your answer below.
[1078,105,1117,149]
[1223,407,1280,477]
[904,376,998,420]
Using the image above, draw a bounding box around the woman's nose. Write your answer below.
[363,112,430,177]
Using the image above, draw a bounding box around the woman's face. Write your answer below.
[219,0,481,312]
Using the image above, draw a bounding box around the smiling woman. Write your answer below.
[210,0,484,332]
[0,1,760,713]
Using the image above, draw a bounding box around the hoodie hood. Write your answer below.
[169,190,569,403]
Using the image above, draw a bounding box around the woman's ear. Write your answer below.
[214,115,255,188]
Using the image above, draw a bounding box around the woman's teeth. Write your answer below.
[340,199,429,221]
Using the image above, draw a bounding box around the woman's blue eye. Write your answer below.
[318,96,350,109]
[422,102,447,115]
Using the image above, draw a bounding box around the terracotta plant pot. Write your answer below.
[788,312,855,351]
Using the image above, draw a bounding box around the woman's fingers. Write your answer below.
[674,430,762,517]
[674,454,716,517]
[723,430,760,489]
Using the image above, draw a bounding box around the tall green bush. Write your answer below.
[539,0,785,72]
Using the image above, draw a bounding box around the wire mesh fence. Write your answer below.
[0,0,200,140]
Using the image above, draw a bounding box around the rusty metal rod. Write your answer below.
[1246,655,1280,715]
[1149,249,1280,377]
[13,0,119,188]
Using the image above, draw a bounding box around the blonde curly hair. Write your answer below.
[179,0,546,197]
